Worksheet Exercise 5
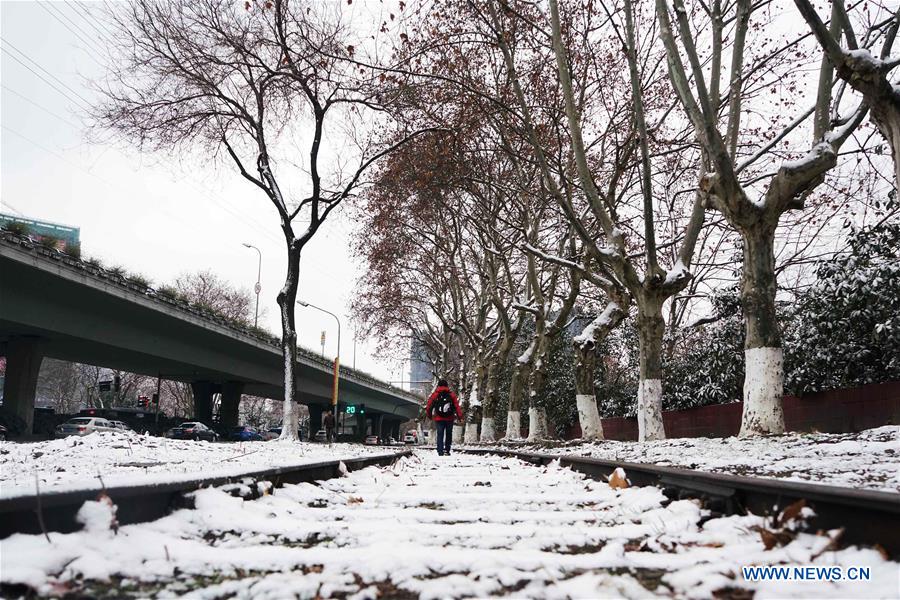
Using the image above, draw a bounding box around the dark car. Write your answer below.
[264,426,304,441]
[167,421,218,442]
[229,425,263,442]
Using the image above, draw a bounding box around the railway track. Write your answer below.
[461,447,900,557]
[0,449,411,538]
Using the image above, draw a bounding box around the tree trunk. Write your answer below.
[481,362,498,442]
[277,243,301,441]
[504,354,531,440]
[574,340,604,440]
[871,104,900,190]
[464,373,481,443]
[527,406,549,441]
[527,360,549,441]
[739,224,785,436]
[636,298,666,441]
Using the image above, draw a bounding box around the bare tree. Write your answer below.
[652,0,868,436]
[93,0,437,440]
[172,270,253,324]
[792,0,899,187]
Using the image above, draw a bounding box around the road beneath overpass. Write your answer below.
[0,233,422,436]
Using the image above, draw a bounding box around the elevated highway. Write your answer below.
[0,233,422,436]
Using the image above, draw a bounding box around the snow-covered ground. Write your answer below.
[1,452,896,598]
[480,426,900,493]
[0,432,399,499]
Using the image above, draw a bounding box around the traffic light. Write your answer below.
[359,404,365,415]
[137,396,149,409]
[152,393,159,405]
[114,374,121,393]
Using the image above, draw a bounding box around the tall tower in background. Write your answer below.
[409,337,433,396]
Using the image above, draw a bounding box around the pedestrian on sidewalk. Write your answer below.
[425,379,463,456]
[324,410,335,443]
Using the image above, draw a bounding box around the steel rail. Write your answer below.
[461,448,900,557]
[0,449,412,538]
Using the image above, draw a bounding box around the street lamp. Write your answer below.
[242,243,262,328]
[297,300,341,430]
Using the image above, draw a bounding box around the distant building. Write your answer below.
[0,212,80,251]
[409,337,433,396]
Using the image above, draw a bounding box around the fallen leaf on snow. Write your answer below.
[608,467,629,489]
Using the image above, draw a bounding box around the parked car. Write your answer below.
[313,429,328,443]
[403,431,419,444]
[229,426,263,442]
[364,435,380,445]
[108,420,131,432]
[167,422,218,442]
[55,417,117,437]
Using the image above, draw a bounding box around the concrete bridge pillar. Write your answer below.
[355,410,366,442]
[374,414,385,439]
[1,337,44,435]
[308,404,323,436]
[391,420,401,441]
[219,381,244,428]
[190,381,215,424]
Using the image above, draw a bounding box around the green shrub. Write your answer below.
[2,221,30,236]
[63,243,81,259]
[38,235,60,249]
[127,274,151,288]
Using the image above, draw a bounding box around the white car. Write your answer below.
[55,417,117,437]
[364,435,380,445]
[403,432,419,444]
[108,420,131,432]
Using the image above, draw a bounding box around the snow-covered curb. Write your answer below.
[0,432,397,499]
[461,426,900,493]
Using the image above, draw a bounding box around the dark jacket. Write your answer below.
[324,413,335,428]
[426,386,463,422]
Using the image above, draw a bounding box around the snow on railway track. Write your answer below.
[1,452,897,599]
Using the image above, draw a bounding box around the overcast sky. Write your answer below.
[1,1,411,386]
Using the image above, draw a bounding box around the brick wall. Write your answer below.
[565,380,900,441]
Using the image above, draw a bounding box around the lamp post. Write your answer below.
[298,300,341,429]
[242,243,262,328]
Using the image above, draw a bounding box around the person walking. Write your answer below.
[425,379,463,456]
[323,410,335,443]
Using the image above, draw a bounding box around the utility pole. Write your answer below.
[242,243,262,328]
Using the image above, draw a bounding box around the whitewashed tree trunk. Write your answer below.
[572,301,626,441]
[277,243,301,442]
[739,226,786,436]
[637,379,665,441]
[505,410,521,440]
[740,347,785,436]
[464,422,479,443]
[576,394,604,440]
[464,374,481,444]
[636,299,666,441]
[452,424,464,443]
[480,416,495,442]
[526,407,548,441]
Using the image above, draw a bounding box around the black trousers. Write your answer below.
[436,421,454,455]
